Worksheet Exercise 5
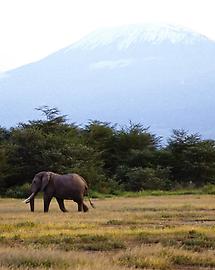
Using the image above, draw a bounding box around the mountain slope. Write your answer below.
[1,24,215,138]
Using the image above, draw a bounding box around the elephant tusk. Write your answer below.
[23,193,35,204]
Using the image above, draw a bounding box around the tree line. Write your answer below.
[1,106,215,196]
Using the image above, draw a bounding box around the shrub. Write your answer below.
[202,184,215,194]
[125,167,172,191]
[4,183,31,198]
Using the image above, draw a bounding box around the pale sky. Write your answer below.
[0,0,215,72]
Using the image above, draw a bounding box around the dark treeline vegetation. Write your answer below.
[1,106,215,196]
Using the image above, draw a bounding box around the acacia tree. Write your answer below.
[111,123,163,189]
[167,129,215,186]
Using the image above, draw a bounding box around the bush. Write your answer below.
[125,167,172,191]
[4,183,31,198]
[202,184,215,194]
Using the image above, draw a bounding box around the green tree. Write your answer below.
[167,129,215,186]
[83,121,117,173]
[1,107,106,190]
[125,166,171,191]
[114,123,160,186]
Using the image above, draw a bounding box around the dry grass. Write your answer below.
[0,195,215,269]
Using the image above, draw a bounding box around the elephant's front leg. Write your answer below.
[30,198,34,212]
[56,198,68,212]
[43,194,52,212]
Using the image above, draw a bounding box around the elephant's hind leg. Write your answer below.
[83,203,89,212]
[77,202,83,212]
[74,199,84,212]
[75,198,88,212]
[56,198,68,212]
[77,201,88,212]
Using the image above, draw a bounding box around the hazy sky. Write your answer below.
[0,0,215,72]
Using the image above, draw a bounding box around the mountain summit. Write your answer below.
[68,24,209,51]
[1,24,215,138]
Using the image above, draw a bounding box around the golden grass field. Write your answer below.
[1,195,215,269]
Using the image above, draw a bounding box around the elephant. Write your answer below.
[24,171,95,213]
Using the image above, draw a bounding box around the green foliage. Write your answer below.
[4,183,31,198]
[125,167,172,191]
[167,129,215,186]
[1,107,215,195]
[202,184,215,194]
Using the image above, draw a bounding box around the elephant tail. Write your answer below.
[85,185,95,208]
[88,196,95,208]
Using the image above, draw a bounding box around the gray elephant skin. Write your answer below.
[24,171,95,213]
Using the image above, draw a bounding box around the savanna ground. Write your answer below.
[1,195,215,269]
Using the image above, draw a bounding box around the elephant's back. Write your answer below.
[58,174,86,187]
[54,173,87,200]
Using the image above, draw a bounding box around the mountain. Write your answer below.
[1,23,215,138]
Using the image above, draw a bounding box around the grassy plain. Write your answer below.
[1,195,215,269]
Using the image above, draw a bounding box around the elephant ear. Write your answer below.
[41,172,51,191]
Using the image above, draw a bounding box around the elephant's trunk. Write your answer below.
[23,192,35,204]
